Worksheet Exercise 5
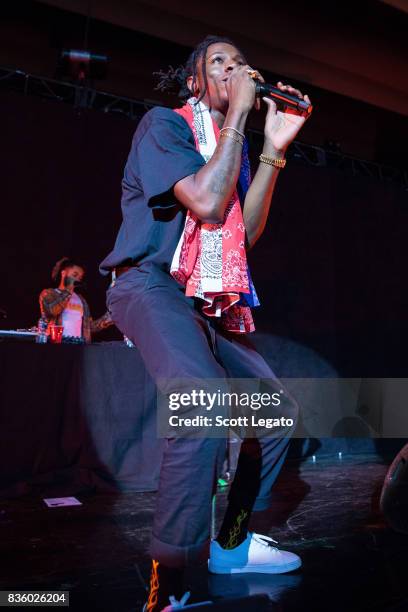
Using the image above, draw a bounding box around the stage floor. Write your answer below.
[1,454,407,611]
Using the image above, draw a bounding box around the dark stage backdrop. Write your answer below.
[1,92,407,376]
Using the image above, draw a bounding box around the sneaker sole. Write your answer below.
[208,558,302,575]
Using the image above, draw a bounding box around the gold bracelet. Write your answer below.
[220,130,244,146]
[259,153,286,169]
[220,126,245,139]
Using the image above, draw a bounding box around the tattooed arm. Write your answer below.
[173,66,255,224]
[174,112,245,223]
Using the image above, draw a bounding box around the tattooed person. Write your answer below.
[100,35,311,611]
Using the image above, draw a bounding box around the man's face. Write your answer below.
[189,42,247,112]
[62,265,84,284]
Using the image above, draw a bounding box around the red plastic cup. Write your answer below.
[49,325,64,344]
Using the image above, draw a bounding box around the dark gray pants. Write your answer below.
[107,265,298,567]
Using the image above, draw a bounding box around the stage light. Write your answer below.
[58,49,108,82]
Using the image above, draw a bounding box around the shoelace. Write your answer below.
[252,533,279,551]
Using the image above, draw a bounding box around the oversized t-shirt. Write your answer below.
[100,106,206,275]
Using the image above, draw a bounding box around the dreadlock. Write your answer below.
[154,35,244,104]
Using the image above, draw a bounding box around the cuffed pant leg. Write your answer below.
[150,437,226,567]
[107,268,229,567]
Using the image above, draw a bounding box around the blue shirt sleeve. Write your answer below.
[129,106,206,208]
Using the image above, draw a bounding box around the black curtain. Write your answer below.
[1,91,407,376]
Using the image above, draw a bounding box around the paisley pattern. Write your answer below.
[171,98,259,333]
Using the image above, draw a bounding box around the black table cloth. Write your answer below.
[0,341,163,498]
[1,336,402,499]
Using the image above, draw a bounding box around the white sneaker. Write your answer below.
[208,532,302,574]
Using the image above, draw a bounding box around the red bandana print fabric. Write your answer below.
[171,99,255,333]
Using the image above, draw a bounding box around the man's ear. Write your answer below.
[186,76,198,96]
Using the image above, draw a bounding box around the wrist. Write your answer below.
[262,139,286,158]
[224,107,249,131]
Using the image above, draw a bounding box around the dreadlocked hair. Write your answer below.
[154,35,244,104]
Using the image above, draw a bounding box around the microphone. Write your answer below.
[255,81,312,114]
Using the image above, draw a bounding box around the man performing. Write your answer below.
[101,35,311,611]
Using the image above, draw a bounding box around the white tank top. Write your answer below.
[61,292,84,338]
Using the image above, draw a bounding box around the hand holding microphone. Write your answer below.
[245,68,312,153]
[247,69,313,115]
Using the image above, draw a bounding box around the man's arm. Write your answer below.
[174,66,255,224]
[90,311,113,334]
[39,288,71,318]
[243,140,284,250]
[243,85,312,249]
